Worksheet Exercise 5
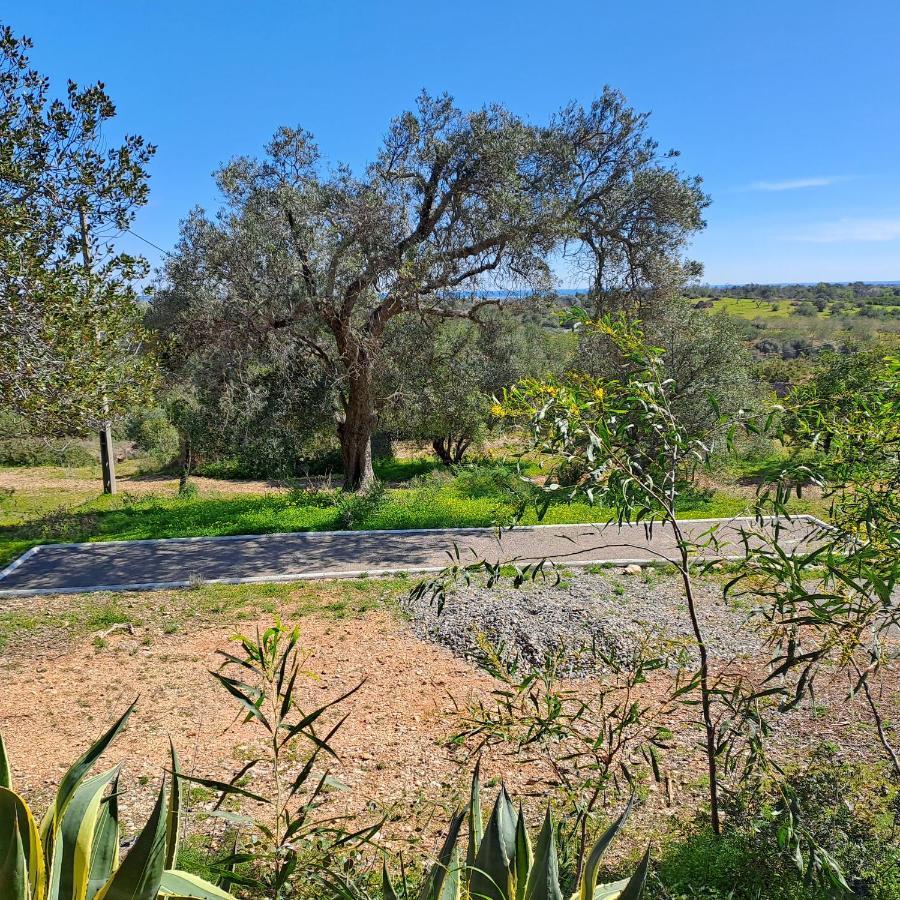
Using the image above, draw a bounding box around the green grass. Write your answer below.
[708,296,796,320]
[0,466,765,567]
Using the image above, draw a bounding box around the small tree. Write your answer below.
[379,308,556,464]
[0,26,157,491]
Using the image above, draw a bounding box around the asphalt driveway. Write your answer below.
[0,516,824,597]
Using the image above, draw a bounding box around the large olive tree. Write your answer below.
[154,90,706,490]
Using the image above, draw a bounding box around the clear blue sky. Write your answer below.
[6,0,900,284]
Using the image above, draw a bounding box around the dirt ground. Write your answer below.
[0,466,291,497]
[0,580,895,858]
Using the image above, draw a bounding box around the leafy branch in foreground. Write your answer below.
[191,621,379,898]
[452,632,689,884]
[325,765,649,900]
[732,350,900,776]
[477,312,729,836]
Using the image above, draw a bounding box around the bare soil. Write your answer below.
[0,580,895,857]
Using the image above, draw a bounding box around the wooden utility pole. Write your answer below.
[79,203,117,494]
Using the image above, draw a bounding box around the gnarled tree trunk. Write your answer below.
[339,372,377,492]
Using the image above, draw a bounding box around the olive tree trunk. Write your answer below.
[338,373,377,492]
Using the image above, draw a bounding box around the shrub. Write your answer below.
[0,702,232,900]
[127,405,179,466]
[0,437,95,467]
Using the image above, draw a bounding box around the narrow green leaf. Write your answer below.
[0,785,45,900]
[522,810,562,900]
[514,805,532,900]
[0,732,12,791]
[41,699,137,871]
[466,760,484,871]
[165,741,182,870]
[419,809,465,900]
[93,782,167,900]
[158,869,235,898]
[48,767,118,900]
[599,846,649,900]
[86,779,119,900]
[382,861,400,900]
[579,797,634,900]
[471,790,516,900]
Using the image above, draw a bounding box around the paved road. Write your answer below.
[0,516,823,598]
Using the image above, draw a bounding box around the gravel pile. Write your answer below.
[405,569,763,676]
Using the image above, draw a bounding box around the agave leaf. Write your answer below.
[470,790,516,900]
[93,782,167,900]
[0,809,29,900]
[514,805,532,900]
[158,869,235,898]
[436,846,462,900]
[466,760,484,871]
[0,785,45,900]
[0,786,42,900]
[41,700,137,871]
[165,741,182,870]
[86,779,119,900]
[579,797,635,900]
[419,809,465,900]
[592,847,650,900]
[47,767,118,900]
[589,879,628,900]
[0,731,11,791]
[381,861,400,900]
[522,810,562,900]
[609,846,649,900]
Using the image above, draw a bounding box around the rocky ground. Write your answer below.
[405,567,764,674]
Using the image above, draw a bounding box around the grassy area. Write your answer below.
[0,574,407,652]
[708,296,796,319]
[0,460,788,567]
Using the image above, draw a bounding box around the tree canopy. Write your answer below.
[0,25,156,438]
[153,90,707,489]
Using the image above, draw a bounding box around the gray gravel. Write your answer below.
[405,569,764,676]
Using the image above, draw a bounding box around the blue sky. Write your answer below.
[6,0,900,285]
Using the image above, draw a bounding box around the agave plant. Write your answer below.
[381,763,649,900]
[0,700,233,900]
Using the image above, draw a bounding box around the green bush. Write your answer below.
[652,750,900,900]
[127,405,179,466]
[0,437,95,467]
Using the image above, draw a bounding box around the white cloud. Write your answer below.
[787,217,900,243]
[748,176,842,191]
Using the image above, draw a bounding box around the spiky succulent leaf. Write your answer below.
[522,810,563,900]
[0,785,45,900]
[93,782,167,900]
[381,861,400,900]
[470,790,516,900]
[514,805,532,900]
[608,846,649,900]
[165,741,182,870]
[579,797,635,900]
[41,701,136,874]
[436,846,462,900]
[86,779,119,900]
[158,869,235,898]
[419,808,465,900]
[466,760,484,872]
[592,846,649,900]
[0,731,12,791]
[47,767,118,900]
